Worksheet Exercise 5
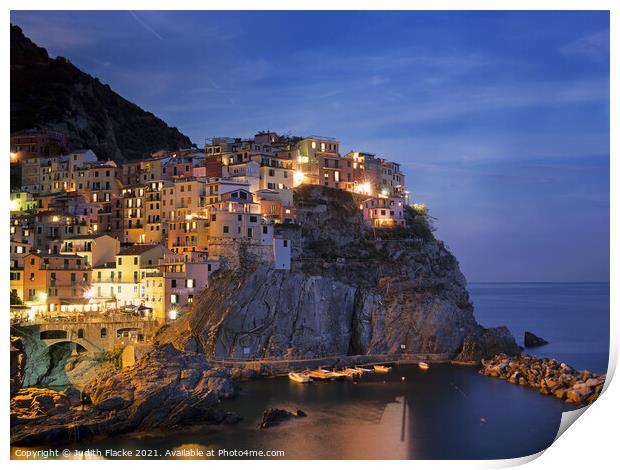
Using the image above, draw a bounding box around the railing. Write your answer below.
[11,312,158,326]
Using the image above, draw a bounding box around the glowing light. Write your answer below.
[380,189,389,198]
[9,200,19,212]
[28,307,37,322]
[84,288,95,300]
[10,152,17,162]
[360,182,371,195]
[293,171,305,186]
[37,292,48,304]
[52,216,59,222]
[169,309,178,320]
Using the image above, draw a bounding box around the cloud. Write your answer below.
[129,11,163,41]
[561,29,610,62]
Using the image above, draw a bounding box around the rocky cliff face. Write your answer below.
[11,25,192,161]
[160,185,519,361]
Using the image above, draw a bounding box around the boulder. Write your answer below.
[524,332,549,348]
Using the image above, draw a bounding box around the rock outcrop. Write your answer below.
[10,336,26,397]
[480,354,605,406]
[10,344,239,446]
[159,185,518,362]
[524,331,549,348]
[258,408,307,429]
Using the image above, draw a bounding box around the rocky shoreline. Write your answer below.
[480,354,606,406]
[10,344,251,447]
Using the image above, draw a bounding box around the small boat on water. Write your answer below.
[331,370,351,379]
[309,368,336,380]
[355,366,373,373]
[344,367,363,376]
[418,362,430,370]
[288,371,312,383]
[374,365,392,373]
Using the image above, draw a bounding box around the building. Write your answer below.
[60,234,120,267]
[10,129,67,160]
[10,191,38,212]
[158,251,220,323]
[92,244,170,318]
[362,196,406,227]
[23,253,91,314]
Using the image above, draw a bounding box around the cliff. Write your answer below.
[10,25,192,161]
[159,185,520,361]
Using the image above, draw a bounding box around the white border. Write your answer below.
[2,1,616,468]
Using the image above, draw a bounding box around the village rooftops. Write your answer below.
[118,244,161,256]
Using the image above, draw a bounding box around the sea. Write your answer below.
[12,282,610,460]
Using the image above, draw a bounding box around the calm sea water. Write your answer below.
[12,283,609,460]
[469,282,609,373]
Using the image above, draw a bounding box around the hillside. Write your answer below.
[10,25,193,162]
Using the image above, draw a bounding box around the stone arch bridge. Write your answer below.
[12,317,159,354]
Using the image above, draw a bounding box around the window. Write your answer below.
[223,226,229,234]
[249,216,257,223]
[78,329,84,339]
[283,240,288,247]
[100,328,107,338]
[262,226,268,234]
[134,257,138,265]
[171,279,177,288]
[186,279,194,288]
[171,294,178,304]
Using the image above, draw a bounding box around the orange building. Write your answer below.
[23,253,92,313]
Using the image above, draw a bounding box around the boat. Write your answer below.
[418,362,430,370]
[373,365,392,373]
[288,371,312,383]
[344,367,363,376]
[355,366,373,373]
[308,368,336,380]
[331,370,351,379]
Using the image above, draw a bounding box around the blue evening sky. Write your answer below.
[11,11,610,282]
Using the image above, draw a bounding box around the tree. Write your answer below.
[10,290,23,305]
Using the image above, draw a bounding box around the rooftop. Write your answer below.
[118,244,161,256]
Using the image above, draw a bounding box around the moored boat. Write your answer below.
[354,366,373,373]
[418,362,430,370]
[309,368,336,380]
[344,367,363,376]
[288,371,312,383]
[373,365,392,373]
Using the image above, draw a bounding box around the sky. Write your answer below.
[11,10,610,282]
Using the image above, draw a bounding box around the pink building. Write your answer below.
[362,196,406,227]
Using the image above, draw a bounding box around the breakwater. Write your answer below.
[480,354,606,406]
